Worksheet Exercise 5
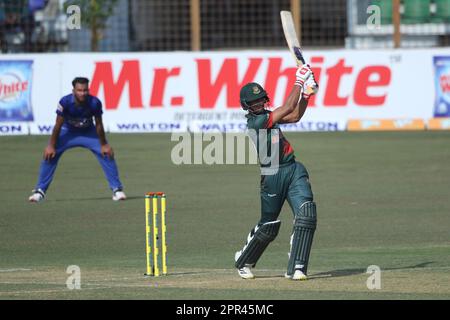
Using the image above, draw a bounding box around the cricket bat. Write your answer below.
[280,10,306,66]
[280,10,317,94]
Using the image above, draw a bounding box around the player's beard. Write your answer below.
[75,94,87,104]
[248,103,267,115]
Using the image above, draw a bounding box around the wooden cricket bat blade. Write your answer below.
[280,10,305,66]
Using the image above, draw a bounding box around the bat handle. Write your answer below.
[305,85,318,95]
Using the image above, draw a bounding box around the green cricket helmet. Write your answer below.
[240,82,269,112]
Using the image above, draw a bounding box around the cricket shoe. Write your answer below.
[234,251,255,279]
[28,189,45,203]
[112,189,127,201]
[285,269,307,281]
[237,267,255,279]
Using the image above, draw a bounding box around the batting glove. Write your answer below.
[295,64,312,87]
[302,73,319,100]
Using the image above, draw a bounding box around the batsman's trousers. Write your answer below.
[259,160,313,223]
[34,125,123,192]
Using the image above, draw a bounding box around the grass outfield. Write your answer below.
[0,131,449,299]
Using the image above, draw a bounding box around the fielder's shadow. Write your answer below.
[309,261,434,279]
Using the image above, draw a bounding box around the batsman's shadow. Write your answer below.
[51,195,143,202]
[309,261,434,279]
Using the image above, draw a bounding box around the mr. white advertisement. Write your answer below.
[0,48,447,135]
[0,60,34,122]
[433,56,450,118]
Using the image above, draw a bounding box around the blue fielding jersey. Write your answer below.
[56,94,103,129]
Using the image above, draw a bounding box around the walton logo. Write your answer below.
[0,73,29,103]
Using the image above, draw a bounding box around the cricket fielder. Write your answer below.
[235,65,318,280]
[28,77,126,202]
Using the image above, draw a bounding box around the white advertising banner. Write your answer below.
[0,48,447,135]
[0,122,29,135]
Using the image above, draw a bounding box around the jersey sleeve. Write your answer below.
[92,97,103,116]
[56,98,66,117]
[252,113,274,130]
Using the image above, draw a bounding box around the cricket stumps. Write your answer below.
[145,192,167,277]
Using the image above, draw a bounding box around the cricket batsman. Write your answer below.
[234,65,318,280]
[28,77,126,202]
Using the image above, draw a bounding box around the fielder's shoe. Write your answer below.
[28,189,45,203]
[285,269,308,281]
[112,189,127,201]
[237,267,255,279]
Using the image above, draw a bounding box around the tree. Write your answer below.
[65,0,119,52]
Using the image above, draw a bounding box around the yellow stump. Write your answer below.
[161,194,167,275]
[152,195,159,277]
[145,195,152,276]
